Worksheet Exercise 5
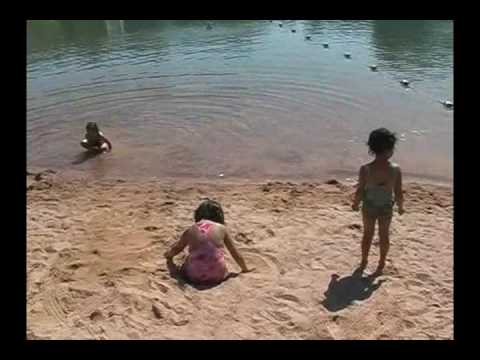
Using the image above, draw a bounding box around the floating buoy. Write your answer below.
[401,79,410,87]
[291,29,296,33]
[305,35,311,40]
[369,64,378,71]
[323,43,329,48]
[441,100,453,109]
[270,20,273,23]
[344,53,351,59]
[279,23,283,27]
[206,24,212,30]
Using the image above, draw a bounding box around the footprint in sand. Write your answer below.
[45,245,57,253]
[148,279,171,294]
[235,232,254,244]
[41,288,72,328]
[402,319,416,329]
[67,286,98,300]
[96,204,111,209]
[144,226,159,232]
[89,310,104,322]
[401,296,429,316]
[310,257,327,270]
[67,262,86,270]
[127,331,141,340]
[258,309,292,324]
[275,293,301,304]
[415,273,432,282]
[303,313,336,340]
[269,292,307,315]
[405,279,424,289]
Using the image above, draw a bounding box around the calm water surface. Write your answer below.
[27,20,453,182]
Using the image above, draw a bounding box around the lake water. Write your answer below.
[27,20,453,182]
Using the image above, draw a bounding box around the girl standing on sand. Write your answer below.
[352,128,405,275]
[164,199,254,285]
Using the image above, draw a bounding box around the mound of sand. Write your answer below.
[27,170,453,340]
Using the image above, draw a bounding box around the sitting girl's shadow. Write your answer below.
[166,258,239,291]
[71,150,102,165]
[321,268,386,312]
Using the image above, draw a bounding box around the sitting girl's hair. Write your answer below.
[367,128,397,155]
[194,199,225,224]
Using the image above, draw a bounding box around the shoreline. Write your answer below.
[27,168,453,339]
[27,165,453,188]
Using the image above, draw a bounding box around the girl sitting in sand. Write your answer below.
[352,128,405,275]
[164,199,254,285]
[80,122,112,153]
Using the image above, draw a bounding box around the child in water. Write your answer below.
[352,128,405,275]
[80,122,112,153]
[164,199,254,285]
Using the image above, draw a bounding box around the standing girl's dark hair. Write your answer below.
[367,128,397,156]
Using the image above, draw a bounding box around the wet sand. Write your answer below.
[27,169,453,340]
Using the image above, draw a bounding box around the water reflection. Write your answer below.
[27,20,270,66]
[27,20,107,54]
[123,20,167,33]
[371,20,453,80]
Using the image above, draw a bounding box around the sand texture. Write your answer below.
[27,170,453,340]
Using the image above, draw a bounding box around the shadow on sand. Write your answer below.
[321,268,386,312]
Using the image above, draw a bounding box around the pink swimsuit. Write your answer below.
[184,221,227,284]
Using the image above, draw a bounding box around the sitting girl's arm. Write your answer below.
[394,167,404,214]
[224,230,253,273]
[352,165,366,211]
[164,230,189,259]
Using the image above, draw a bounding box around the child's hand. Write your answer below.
[352,203,360,212]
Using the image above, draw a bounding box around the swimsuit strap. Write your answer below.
[196,221,214,236]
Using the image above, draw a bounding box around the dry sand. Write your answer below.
[27,169,453,340]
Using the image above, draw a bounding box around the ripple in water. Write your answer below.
[27,20,453,182]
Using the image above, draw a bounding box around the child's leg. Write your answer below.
[376,215,392,273]
[361,210,376,269]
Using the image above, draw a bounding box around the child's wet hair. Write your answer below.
[86,122,99,132]
[194,199,225,224]
[367,128,397,155]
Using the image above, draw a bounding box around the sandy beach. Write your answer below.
[26,169,453,340]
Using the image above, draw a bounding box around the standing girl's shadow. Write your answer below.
[321,268,386,312]
[166,258,239,291]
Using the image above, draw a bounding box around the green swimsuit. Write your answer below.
[362,164,397,218]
